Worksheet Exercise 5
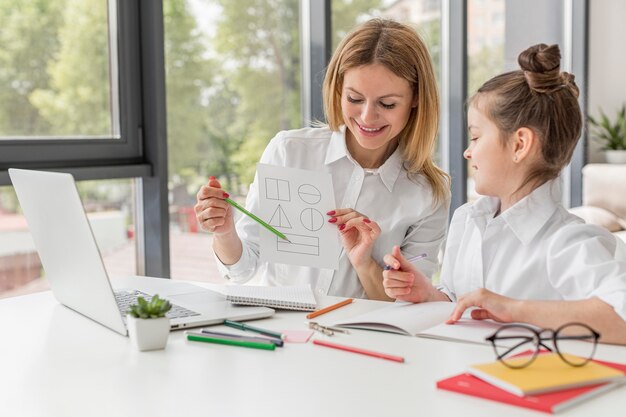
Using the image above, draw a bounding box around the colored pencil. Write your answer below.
[224,197,290,242]
[306,298,353,319]
[201,329,284,347]
[224,319,286,340]
[186,332,276,350]
[313,339,405,363]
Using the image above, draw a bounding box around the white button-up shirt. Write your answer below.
[439,179,626,320]
[216,126,450,298]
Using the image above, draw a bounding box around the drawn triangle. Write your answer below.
[268,204,292,228]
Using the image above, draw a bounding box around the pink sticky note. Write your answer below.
[281,330,314,343]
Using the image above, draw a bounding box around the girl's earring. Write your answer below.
[513,154,518,162]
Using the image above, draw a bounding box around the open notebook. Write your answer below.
[330,301,521,346]
[225,285,317,311]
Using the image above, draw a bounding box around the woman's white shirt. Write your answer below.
[215,126,450,299]
[438,179,626,320]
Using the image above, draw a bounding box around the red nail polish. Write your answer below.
[339,224,346,231]
[209,176,215,180]
[328,217,337,223]
[326,210,336,216]
[363,218,371,223]
[223,192,229,198]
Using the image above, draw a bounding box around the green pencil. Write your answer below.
[186,332,276,350]
[224,197,291,242]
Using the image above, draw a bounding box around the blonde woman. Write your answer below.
[196,19,449,300]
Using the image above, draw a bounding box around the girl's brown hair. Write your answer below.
[470,43,582,190]
[322,18,449,205]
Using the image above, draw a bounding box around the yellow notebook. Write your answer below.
[468,352,625,397]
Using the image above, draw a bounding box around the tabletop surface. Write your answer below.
[2,276,626,417]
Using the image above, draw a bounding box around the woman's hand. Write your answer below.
[382,246,441,303]
[194,176,235,236]
[446,288,521,324]
[327,208,380,269]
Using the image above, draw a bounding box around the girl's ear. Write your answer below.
[511,127,538,163]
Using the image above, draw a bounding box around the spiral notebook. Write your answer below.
[225,285,318,311]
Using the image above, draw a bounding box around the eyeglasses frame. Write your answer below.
[485,322,600,369]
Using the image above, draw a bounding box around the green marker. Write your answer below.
[186,332,276,350]
[224,197,291,242]
[224,319,286,340]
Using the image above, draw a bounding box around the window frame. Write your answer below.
[0,1,144,171]
[0,0,169,278]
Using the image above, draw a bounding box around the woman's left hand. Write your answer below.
[327,208,381,269]
[446,288,521,324]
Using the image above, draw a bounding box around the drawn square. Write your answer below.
[265,178,290,201]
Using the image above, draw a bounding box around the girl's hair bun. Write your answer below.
[518,43,578,97]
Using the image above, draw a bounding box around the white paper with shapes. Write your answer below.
[257,163,340,269]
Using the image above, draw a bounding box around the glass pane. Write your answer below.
[466,0,565,202]
[164,0,301,283]
[331,0,443,164]
[0,180,136,299]
[0,0,118,138]
[466,0,506,202]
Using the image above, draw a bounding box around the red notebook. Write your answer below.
[437,358,626,414]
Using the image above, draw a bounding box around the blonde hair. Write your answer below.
[322,19,449,205]
[469,44,582,190]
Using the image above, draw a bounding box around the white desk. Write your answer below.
[2,278,626,417]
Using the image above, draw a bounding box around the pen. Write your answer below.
[224,197,291,242]
[384,252,427,270]
[201,329,284,347]
[313,339,405,363]
[224,319,286,340]
[306,298,353,319]
[186,331,276,350]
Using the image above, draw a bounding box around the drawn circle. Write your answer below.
[300,208,324,231]
[298,184,321,205]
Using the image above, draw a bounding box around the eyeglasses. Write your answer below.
[485,322,600,369]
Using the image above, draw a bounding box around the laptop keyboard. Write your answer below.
[115,290,201,322]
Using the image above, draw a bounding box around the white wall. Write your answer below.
[588,0,626,162]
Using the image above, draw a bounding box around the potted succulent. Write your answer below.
[127,295,172,351]
[588,104,626,164]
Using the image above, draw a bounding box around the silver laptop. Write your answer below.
[9,168,274,336]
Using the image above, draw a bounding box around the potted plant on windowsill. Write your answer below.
[588,104,626,164]
[127,295,172,352]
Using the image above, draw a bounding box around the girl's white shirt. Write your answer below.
[215,126,450,299]
[438,179,626,320]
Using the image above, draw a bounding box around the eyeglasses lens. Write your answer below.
[494,325,539,368]
[554,323,597,366]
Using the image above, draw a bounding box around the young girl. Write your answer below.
[195,19,450,300]
[382,43,626,344]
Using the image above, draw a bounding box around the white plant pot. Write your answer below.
[605,150,626,164]
[127,315,170,351]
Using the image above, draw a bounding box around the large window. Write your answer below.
[0,0,588,298]
[0,0,142,165]
[164,0,302,284]
[0,0,149,298]
[0,0,118,139]
[466,0,568,202]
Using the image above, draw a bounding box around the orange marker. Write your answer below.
[306,298,353,319]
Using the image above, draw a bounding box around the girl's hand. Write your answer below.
[382,246,435,302]
[194,176,235,236]
[327,208,380,269]
[446,288,520,324]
